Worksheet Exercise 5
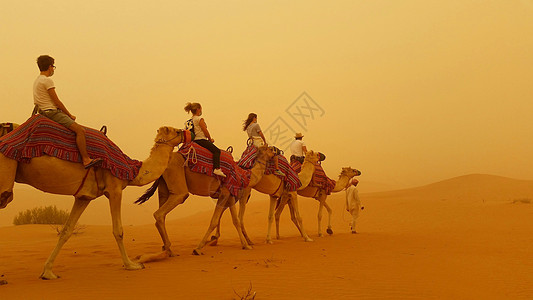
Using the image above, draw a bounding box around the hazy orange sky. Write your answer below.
[1,0,533,189]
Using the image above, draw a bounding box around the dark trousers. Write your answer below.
[194,139,221,169]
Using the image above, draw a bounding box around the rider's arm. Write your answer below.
[199,118,213,142]
[48,88,75,120]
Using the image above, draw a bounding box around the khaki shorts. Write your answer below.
[251,136,264,147]
[40,109,75,128]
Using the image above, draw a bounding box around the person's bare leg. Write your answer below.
[68,122,92,165]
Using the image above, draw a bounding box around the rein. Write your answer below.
[155,130,182,147]
[74,168,94,197]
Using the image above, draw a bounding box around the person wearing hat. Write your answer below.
[289,132,307,164]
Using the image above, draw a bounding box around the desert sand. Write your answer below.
[1,174,532,299]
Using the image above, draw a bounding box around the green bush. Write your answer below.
[13,205,70,225]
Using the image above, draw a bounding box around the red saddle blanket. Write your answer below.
[291,160,336,195]
[0,114,142,181]
[238,145,301,192]
[177,142,251,197]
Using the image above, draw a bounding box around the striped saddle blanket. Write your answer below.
[291,160,336,195]
[0,114,142,181]
[238,145,301,192]
[177,142,251,197]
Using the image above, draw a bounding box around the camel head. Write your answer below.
[256,145,275,162]
[303,150,320,164]
[340,167,361,179]
[155,126,183,147]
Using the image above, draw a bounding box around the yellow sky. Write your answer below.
[1,0,533,189]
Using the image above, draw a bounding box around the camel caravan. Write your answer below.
[0,56,361,279]
[0,106,361,279]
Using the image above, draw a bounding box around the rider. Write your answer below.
[289,132,307,164]
[243,113,285,176]
[185,102,226,177]
[33,55,102,169]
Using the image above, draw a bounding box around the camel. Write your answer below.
[135,145,275,256]
[0,122,19,137]
[212,150,321,245]
[276,166,361,237]
[0,126,184,279]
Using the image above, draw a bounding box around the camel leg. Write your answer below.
[228,196,252,250]
[274,201,284,239]
[107,189,144,271]
[237,188,254,245]
[266,195,278,244]
[323,199,334,235]
[274,194,290,239]
[317,194,326,237]
[153,192,189,256]
[209,206,226,246]
[0,154,16,209]
[287,193,313,242]
[40,198,90,280]
[194,193,230,255]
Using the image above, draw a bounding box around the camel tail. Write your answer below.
[135,177,161,205]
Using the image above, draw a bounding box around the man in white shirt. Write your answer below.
[289,132,307,164]
[33,55,102,169]
[345,178,363,234]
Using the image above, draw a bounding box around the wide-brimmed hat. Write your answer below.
[294,132,304,138]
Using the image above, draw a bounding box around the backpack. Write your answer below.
[184,119,196,141]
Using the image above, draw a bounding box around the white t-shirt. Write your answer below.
[192,115,208,140]
[290,139,306,156]
[33,75,57,110]
[246,122,261,138]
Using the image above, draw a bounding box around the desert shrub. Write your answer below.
[13,205,69,225]
[50,224,86,236]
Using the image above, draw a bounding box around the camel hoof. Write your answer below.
[318,233,323,237]
[125,262,144,270]
[266,239,274,245]
[327,228,333,235]
[40,270,60,280]
[208,238,218,247]
[246,240,254,246]
[192,249,203,256]
[243,245,253,250]
[304,237,314,242]
[351,230,357,234]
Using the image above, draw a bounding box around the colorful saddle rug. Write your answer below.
[177,142,251,197]
[291,160,336,195]
[238,145,301,192]
[0,114,142,181]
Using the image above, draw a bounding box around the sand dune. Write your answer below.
[1,174,532,299]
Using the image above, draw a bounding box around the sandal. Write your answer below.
[84,158,103,169]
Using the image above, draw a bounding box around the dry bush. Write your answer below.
[233,282,256,300]
[13,205,69,225]
[50,224,87,236]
